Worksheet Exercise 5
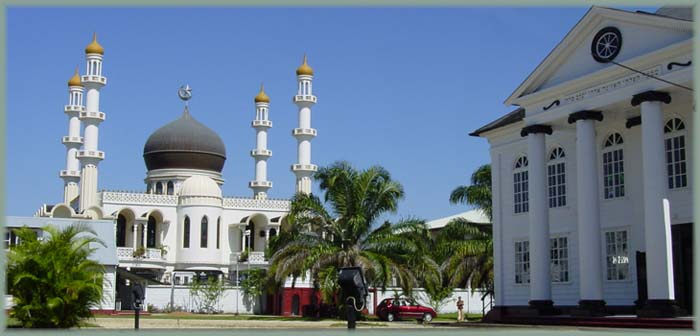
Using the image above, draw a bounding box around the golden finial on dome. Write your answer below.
[85,32,104,55]
[67,66,83,87]
[296,54,314,76]
[254,83,270,103]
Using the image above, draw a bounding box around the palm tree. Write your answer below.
[6,223,106,328]
[440,164,494,291]
[449,164,492,220]
[436,218,493,291]
[269,161,439,304]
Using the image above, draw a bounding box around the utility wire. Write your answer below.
[606,58,693,92]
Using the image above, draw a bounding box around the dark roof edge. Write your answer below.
[469,108,525,137]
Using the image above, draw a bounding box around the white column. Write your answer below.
[142,222,147,248]
[525,127,552,307]
[132,224,138,250]
[638,95,674,301]
[241,228,246,251]
[265,229,270,249]
[569,111,606,314]
[79,164,99,211]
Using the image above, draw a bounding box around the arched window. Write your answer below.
[201,216,209,248]
[216,217,221,249]
[547,147,566,208]
[116,215,127,247]
[183,216,190,248]
[270,228,277,237]
[147,183,153,194]
[513,155,529,214]
[664,118,687,189]
[156,182,163,195]
[167,181,174,195]
[147,216,156,248]
[602,133,625,199]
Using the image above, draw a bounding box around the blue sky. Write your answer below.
[6,6,656,221]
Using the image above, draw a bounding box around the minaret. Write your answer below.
[249,84,273,199]
[78,33,107,212]
[60,67,85,205]
[291,55,318,194]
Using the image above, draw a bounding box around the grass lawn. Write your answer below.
[432,312,484,322]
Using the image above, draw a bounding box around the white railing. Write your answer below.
[222,197,290,210]
[293,95,317,103]
[292,128,317,137]
[252,120,272,127]
[230,251,267,265]
[102,191,178,206]
[117,247,165,261]
[291,164,318,172]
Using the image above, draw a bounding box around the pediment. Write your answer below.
[505,7,692,105]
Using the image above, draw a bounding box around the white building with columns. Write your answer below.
[472,6,693,319]
[23,34,321,314]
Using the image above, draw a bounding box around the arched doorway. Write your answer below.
[147,216,157,248]
[117,215,127,247]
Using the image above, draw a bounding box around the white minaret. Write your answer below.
[249,84,273,199]
[78,33,107,212]
[60,67,85,205]
[291,55,318,194]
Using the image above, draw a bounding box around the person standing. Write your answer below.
[456,296,465,321]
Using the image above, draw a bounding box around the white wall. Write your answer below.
[144,285,256,314]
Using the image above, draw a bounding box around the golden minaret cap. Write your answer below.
[254,83,270,103]
[296,54,314,76]
[85,32,104,55]
[67,66,83,87]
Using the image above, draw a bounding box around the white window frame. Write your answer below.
[664,118,688,190]
[513,155,529,214]
[550,236,569,283]
[514,240,530,284]
[604,229,630,281]
[547,147,567,208]
[602,133,625,199]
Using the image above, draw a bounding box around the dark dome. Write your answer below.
[143,107,226,172]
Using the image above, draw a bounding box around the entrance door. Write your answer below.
[635,251,647,308]
[672,223,693,314]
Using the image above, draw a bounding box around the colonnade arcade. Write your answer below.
[115,208,167,257]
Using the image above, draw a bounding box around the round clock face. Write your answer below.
[591,27,622,63]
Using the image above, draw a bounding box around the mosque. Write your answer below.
[26,34,320,314]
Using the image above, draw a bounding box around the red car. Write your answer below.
[376,298,437,322]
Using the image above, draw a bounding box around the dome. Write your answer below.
[180,175,222,198]
[68,67,82,87]
[254,84,270,103]
[296,54,314,76]
[143,107,227,173]
[85,32,104,55]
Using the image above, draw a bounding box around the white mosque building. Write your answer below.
[472,6,693,319]
[25,34,320,314]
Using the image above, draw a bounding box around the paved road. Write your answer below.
[90,317,435,329]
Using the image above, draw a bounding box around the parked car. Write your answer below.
[376,298,437,322]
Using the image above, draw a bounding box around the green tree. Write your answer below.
[6,224,106,328]
[437,218,493,291]
[269,161,439,306]
[189,277,226,314]
[441,163,494,291]
[449,164,492,220]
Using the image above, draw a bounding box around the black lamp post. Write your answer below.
[338,267,368,330]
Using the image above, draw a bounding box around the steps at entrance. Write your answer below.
[497,315,693,329]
